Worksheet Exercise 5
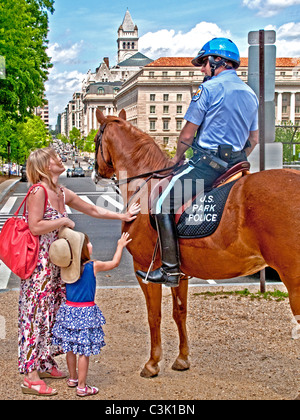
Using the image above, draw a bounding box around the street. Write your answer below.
[0,175,281,291]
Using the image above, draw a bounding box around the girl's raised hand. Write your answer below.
[118,232,132,247]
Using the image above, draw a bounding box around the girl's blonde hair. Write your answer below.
[26,147,60,191]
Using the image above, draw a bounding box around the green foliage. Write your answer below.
[193,288,288,301]
[275,123,300,163]
[84,129,97,153]
[0,0,54,163]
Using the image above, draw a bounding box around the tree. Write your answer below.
[0,0,53,122]
[84,129,97,154]
[275,122,300,163]
[0,0,54,163]
[69,127,82,149]
[15,116,50,162]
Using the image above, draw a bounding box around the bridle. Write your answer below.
[93,122,181,187]
[94,123,113,172]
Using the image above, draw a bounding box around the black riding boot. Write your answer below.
[136,213,181,287]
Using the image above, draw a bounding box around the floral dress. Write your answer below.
[18,185,68,374]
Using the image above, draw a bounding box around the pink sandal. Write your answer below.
[67,378,78,388]
[21,377,57,396]
[76,385,98,397]
[39,367,67,379]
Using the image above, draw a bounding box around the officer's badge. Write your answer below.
[192,85,203,102]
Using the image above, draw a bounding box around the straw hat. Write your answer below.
[49,227,85,284]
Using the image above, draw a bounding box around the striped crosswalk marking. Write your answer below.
[101,194,124,211]
[0,197,17,214]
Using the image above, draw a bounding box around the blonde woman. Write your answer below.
[19,147,139,396]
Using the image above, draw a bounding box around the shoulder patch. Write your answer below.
[192,85,203,102]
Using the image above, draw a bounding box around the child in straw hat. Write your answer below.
[50,227,131,397]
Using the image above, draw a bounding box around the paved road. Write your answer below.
[0,176,281,291]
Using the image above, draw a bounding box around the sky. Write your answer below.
[46,0,300,127]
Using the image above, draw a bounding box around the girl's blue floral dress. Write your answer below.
[52,261,106,356]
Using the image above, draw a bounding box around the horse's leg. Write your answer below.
[135,268,163,378]
[281,275,300,322]
[171,275,190,371]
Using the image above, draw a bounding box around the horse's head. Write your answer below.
[92,108,127,185]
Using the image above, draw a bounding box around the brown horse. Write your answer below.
[94,108,300,379]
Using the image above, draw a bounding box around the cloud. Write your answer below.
[265,22,300,56]
[243,0,300,16]
[47,41,84,64]
[139,22,231,59]
[45,68,85,125]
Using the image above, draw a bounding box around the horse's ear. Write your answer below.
[118,109,126,121]
[96,108,106,125]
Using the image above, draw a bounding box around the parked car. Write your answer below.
[20,162,27,182]
[73,167,85,177]
[66,168,74,177]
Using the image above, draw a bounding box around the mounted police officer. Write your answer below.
[136,37,259,287]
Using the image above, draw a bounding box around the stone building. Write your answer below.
[78,9,152,137]
[34,100,49,131]
[115,56,300,151]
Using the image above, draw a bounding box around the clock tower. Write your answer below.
[117,9,139,64]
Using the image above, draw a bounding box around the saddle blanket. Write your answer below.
[176,181,236,239]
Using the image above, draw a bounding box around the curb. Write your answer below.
[0,179,21,204]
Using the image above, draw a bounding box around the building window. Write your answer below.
[150,120,156,130]
[162,71,168,78]
[296,106,300,114]
[175,71,181,77]
[177,105,182,114]
[177,120,182,131]
[163,120,169,130]
[150,94,156,101]
[163,94,169,102]
[123,42,126,49]
[127,42,130,49]
[282,106,287,114]
[241,71,247,76]
[163,105,169,114]
[282,94,288,102]
[98,87,105,95]
[150,105,156,114]
[177,94,182,102]
[280,72,286,76]
[149,71,155,78]
[189,71,194,77]
[163,137,169,146]
[132,42,135,49]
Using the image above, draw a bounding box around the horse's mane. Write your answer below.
[113,119,172,171]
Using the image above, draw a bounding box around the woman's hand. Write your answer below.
[61,217,75,230]
[122,202,141,222]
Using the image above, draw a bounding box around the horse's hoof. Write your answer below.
[172,358,190,371]
[140,365,160,378]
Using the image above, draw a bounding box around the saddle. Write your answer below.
[149,161,250,239]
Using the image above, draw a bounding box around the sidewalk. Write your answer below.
[0,178,20,203]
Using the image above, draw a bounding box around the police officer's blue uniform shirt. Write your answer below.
[184,69,259,152]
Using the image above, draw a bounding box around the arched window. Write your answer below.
[98,87,105,95]
[127,42,130,49]
[132,42,135,49]
[123,42,126,49]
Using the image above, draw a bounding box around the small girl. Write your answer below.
[50,228,131,397]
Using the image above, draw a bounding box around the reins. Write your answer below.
[94,122,181,187]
